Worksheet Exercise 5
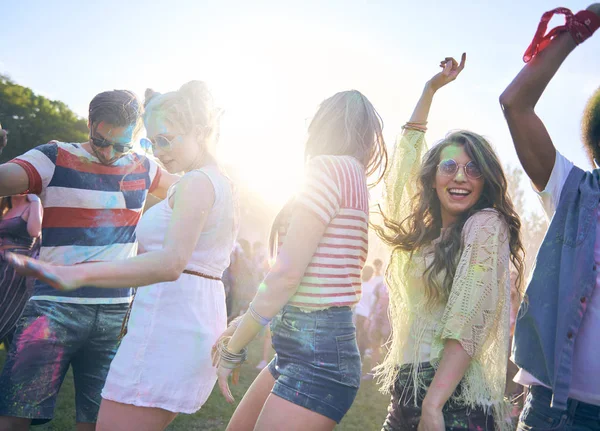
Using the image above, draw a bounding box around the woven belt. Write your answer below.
[182,269,221,281]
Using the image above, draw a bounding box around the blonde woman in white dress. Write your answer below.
[8,81,239,431]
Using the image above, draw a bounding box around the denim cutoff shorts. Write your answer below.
[267,305,361,423]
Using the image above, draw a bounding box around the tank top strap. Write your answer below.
[191,165,227,207]
[167,166,231,209]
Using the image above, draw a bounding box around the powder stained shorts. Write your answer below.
[382,362,495,431]
[268,305,361,423]
[0,300,126,424]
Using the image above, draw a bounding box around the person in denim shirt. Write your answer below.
[500,4,600,430]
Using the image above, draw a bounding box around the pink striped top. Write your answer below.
[277,155,369,310]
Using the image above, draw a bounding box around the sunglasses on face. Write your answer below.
[90,136,133,153]
[139,135,180,153]
[437,159,483,179]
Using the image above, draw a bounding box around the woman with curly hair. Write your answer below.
[375,54,525,431]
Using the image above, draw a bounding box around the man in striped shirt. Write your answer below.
[0,90,177,430]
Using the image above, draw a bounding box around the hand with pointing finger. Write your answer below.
[427,53,467,92]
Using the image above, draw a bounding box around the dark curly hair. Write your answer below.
[582,87,600,166]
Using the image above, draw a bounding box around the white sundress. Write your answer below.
[101,165,239,413]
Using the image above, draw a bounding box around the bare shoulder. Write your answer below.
[171,170,215,206]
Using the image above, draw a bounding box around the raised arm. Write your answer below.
[499,5,600,191]
[407,54,466,127]
[384,54,466,223]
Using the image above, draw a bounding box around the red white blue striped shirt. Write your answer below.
[10,142,161,304]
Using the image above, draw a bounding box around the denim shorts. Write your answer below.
[0,300,127,424]
[267,305,361,423]
[518,385,600,431]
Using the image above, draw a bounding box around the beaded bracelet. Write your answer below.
[402,122,428,132]
[248,302,272,326]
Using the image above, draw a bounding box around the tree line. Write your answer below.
[0,74,88,163]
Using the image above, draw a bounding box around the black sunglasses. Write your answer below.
[90,135,133,153]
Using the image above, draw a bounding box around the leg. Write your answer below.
[227,367,276,431]
[96,399,176,431]
[76,422,97,431]
[0,417,31,431]
[255,394,336,431]
[71,304,127,427]
[0,300,79,426]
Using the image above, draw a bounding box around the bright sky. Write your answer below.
[3,0,600,215]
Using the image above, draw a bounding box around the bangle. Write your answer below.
[402,121,427,132]
[248,302,272,326]
[217,337,247,368]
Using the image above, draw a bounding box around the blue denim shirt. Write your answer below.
[513,166,600,410]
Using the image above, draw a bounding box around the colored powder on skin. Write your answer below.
[258,282,268,294]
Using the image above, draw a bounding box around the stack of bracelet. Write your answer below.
[217,337,248,369]
[248,302,272,326]
[402,121,428,132]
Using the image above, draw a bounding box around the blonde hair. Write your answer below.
[305,90,387,186]
[269,90,388,257]
[143,81,222,159]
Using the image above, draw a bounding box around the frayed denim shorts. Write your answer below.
[267,305,361,423]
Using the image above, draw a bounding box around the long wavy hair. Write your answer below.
[375,130,525,307]
[269,90,388,256]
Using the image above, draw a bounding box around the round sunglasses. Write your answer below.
[437,159,483,179]
[139,135,181,153]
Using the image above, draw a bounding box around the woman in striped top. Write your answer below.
[213,90,387,430]
[0,194,41,347]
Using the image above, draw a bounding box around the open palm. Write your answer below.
[5,252,79,291]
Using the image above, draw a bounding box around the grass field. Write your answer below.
[0,339,389,430]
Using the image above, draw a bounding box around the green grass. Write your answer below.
[0,340,389,430]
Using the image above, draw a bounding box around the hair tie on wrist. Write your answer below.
[402,122,428,132]
[248,302,272,326]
